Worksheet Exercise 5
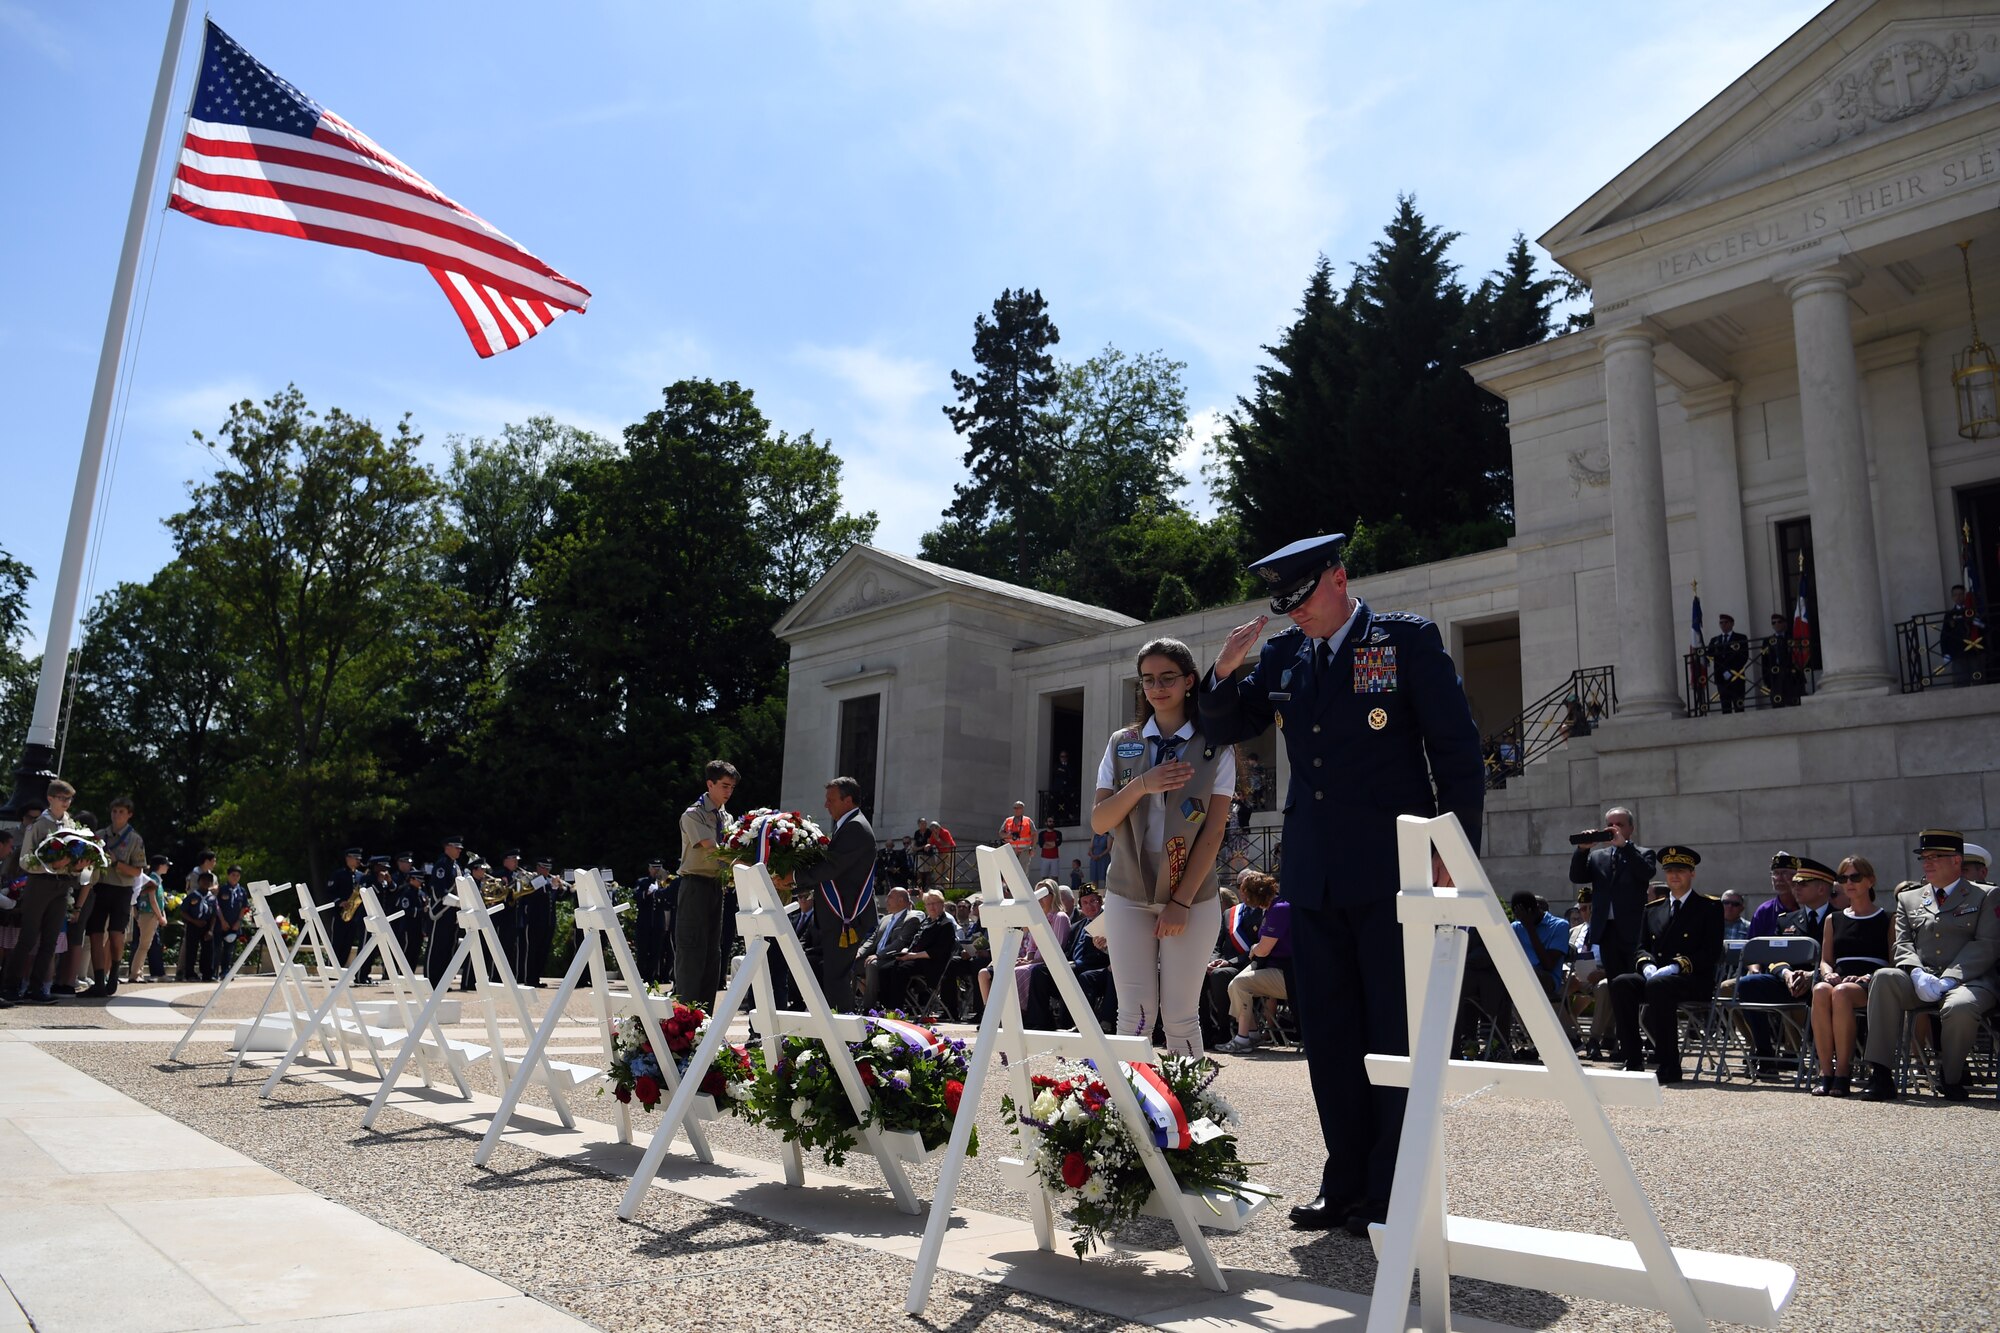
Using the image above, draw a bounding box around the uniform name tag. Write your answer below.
[1268,691,1292,701]
[1354,645,1398,693]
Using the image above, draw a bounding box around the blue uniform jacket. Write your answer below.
[1198,599,1484,911]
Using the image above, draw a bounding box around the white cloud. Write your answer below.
[788,342,958,550]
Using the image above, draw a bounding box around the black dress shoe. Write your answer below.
[1936,1079,1970,1102]
[1342,1201,1389,1237]
[1655,1067,1685,1085]
[1860,1063,1897,1101]
[1288,1195,1355,1230]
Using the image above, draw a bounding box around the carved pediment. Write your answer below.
[1670,21,2000,208]
[778,549,938,634]
[1550,6,2000,254]
[815,567,922,622]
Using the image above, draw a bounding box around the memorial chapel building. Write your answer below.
[777,0,2000,898]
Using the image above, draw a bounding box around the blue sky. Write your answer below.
[2,1,1823,654]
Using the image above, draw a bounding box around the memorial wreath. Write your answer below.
[716,808,830,881]
[604,998,754,1114]
[739,1013,971,1166]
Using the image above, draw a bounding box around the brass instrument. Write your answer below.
[339,877,364,923]
[508,869,539,903]
[477,874,508,908]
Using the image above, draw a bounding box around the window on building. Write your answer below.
[1956,481,2000,615]
[1774,517,1822,670]
[837,694,880,813]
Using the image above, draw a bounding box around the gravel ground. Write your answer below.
[25,981,2000,1332]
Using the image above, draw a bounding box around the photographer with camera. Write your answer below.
[1568,807,1657,990]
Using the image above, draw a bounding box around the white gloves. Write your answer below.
[1910,968,1956,1003]
[1641,964,1658,980]
[1652,963,1680,980]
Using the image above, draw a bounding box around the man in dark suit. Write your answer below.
[1199,532,1484,1236]
[858,887,922,1006]
[1568,807,1657,984]
[801,775,877,1010]
[1606,845,1724,1083]
[867,889,958,1013]
[1706,614,1750,713]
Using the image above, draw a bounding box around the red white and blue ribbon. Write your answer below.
[1122,1061,1192,1149]
[868,1015,944,1052]
[1226,903,1257,955]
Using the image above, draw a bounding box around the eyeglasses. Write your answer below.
[1139,672,1186,689]
[1918,852,1959,863]
[1721,900,1744,908]
[1836,873,1870,883]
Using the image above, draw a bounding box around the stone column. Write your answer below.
[1680,381,1751,631]
[1782,265,1892,694]
[1598,325,1681,716]
[1859,332,1944,626]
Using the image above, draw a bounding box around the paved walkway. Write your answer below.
[0,1037,591,1333]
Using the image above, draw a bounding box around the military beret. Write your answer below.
[1792,857,1837,884]
[1248,533,1348,614]
[1658,845,1701,869]
[1769,850,1800,872]
[1914,828,1964,856]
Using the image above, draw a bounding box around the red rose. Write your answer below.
[859,1062,878,1088]
[1055,1080,1074,1097]
[634,1074,660,1107]
[700,1070,726,1097]
[944,1079,964,1114]
[1061,1152,1091,1189]
[1031,1074,1056,1090]
[613,1084,632,1104]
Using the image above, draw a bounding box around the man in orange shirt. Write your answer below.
[1001,801,1035,876]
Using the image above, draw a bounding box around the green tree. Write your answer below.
[60,561,245,853]
[168,386,444,883]
[936,287,1062,582]
[749,430,879,603]
[0,544,34,763]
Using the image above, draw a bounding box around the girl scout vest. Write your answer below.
[1104,724,1228,908]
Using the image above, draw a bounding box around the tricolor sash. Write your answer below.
[1225,903,1257,955]
[821,862,875,950]
[868,1014,944,1052]
[1122,1061,1193,1149]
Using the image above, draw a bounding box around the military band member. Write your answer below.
[494,850,527,976]
[1706,613,1750,714]
[1198,532,1483,1236]
[1606,845,1724,1084]
[327,848,367,980]
[424,837,469,992]
[391,855,428,972]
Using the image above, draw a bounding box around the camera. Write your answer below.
[1569,829,1616,846]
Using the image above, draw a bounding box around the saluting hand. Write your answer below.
[1144,761,1195,794]
[1214,615,1270,679]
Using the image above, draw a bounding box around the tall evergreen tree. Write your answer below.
[936,287,1061,582]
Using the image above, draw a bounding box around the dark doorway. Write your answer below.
[837,694,880,813]
[1042,691,1084,827]
[1955,481,2000,615]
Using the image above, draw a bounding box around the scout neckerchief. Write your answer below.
[821,807,873,949]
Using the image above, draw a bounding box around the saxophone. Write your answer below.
[339,875,364,923]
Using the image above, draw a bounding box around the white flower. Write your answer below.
[1031,1091,1060,1121]
[727,1081,754,1101]
[796,1049,814,1066]
[872,1033,896,1053]
[1080,1176,1109,1203]
[790,1098,809,1120]
[1060,1098,1088,1123]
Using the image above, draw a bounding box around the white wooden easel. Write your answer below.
[255,884,425,1096]
[906,844,1255,1314]
[1362,813,1797,1333]
[474,869,697,1166]
[356,875,595,1131]
[172,881,331,1069]
[349,881,472,1098]
[615,861,930,1221]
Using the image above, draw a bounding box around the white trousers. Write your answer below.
[1101,893,1222,1058]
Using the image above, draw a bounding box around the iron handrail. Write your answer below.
[1894,609,1990,693]
[1481,666,1617,790]
[1681,633,1815,716]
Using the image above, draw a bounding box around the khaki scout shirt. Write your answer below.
[678,796,727,879]
[96,821,146,889]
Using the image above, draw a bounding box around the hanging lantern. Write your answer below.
[1954,240,2000,440]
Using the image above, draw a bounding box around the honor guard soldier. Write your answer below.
[634,858,674,985]
[1606,846,1724,1084]
[353,855,394,983]
[327,848,367,981]
[496,850,528,975]
[1198,532,1483,1235]
[1706,613,1750,714]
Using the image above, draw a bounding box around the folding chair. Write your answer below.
[901,951,958,1023]
[1705,936,1816,1085]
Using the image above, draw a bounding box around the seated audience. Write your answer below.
[1861,830,2000,1101]
[1607,845,1723,1084]
[1217,889,1291,1053]
[1733,856,1835,1077]
[977,881,1069,1013]
[868,889,957,1011]
[1811,855,1891,1097]
[1025,887,1112,1029]
[1203,871,1272,1047]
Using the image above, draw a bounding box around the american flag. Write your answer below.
[168,20,590,357]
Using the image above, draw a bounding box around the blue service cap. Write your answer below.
[1249,533,1347,614]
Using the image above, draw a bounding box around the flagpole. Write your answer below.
[2,0,196,821]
